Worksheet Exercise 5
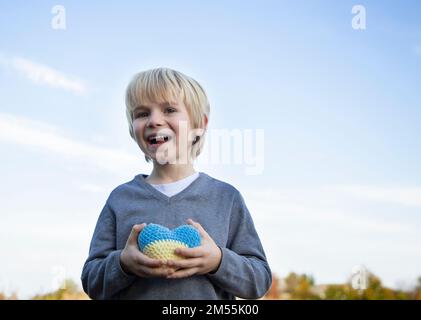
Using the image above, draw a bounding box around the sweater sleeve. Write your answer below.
[81,202,136,299]
[206,191,272,299]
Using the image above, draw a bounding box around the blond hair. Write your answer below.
[125,68,210,162]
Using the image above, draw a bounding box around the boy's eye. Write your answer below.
[135,112,148,118]
[134,107,175,118]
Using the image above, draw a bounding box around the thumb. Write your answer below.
[128,223,146,245]
[187,219,208,239]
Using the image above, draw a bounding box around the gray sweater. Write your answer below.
[81,172,272,300]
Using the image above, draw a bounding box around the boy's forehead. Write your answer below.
[134,101,180,109]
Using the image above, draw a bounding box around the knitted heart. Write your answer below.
[138,223,201,260]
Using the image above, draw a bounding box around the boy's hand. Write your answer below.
[120,223,174,278]
[166,219,222,279]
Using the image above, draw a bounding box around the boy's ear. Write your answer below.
[193,136,200,145]
[203,115,208,129]
[192,115,208,145]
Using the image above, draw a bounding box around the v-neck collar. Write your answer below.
[135,171,206,203]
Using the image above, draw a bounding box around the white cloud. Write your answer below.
[0,55,87,95]
[78,183,106,194]
[0,112,144,175]
[242,187,417,235]
[333,185,421,208]
[240,185,421,288]
[0,209,95,299]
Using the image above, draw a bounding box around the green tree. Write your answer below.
[32,279,89,300]
[264,273,281,299]
[411,276,421,300]
[0,292,18,300]
[284,272,319,300]
[324,271,411,300]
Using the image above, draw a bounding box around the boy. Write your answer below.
[81,68,272,299]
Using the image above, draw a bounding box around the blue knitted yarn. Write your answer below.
[138,223,201,252]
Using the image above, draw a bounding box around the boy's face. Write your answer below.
[132,100,196,164]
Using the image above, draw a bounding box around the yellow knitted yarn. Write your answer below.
[143,240,188,260]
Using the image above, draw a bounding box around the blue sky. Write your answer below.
[1,1,421,298]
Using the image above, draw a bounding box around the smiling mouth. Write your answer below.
[148,135,171,145]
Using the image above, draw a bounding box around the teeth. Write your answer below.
[149,135,170,144]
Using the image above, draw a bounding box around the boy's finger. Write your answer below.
[167,257,201,269]
[167,267,199,279]
[137,252,165,268]
[174,246,203,258]
[139,265,171,278]
[187,219,208,238]
[128,223,146,244]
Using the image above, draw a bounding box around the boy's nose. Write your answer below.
[146,111,164,127]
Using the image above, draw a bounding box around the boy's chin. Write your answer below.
[150,153,190,165]
[151,156,174,165]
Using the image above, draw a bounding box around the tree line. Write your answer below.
[1,269,421,300]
